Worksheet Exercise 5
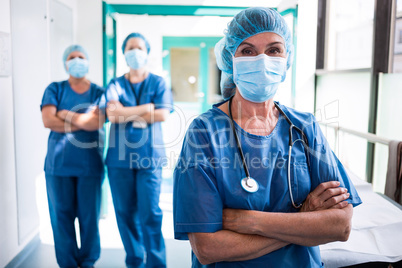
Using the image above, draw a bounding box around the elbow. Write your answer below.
[336,205,353,242]
[159,111,169,122]
[43,120,52,129]
[193,243,215,265]
[189,233,218,265]
[338,220,351,242]
[156,109,170,122]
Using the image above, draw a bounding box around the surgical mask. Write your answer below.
[125,49,148,70]
[66,58,89,78]
[233,54,287,103]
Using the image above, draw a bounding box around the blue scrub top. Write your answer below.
[103,73,173,169]
[41,80,105,177]
[173,101,362,268]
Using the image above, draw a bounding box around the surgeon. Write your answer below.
[41,44,105,268]
[103,32,173,268]
[173,7,362,267]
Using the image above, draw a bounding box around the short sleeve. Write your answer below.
[153,77,173,112]
[93,84,106,115]
[173,119,223,240]
[307,116,362,207]
[40,82,58,110]
[100,79,121,119]
[104,79,121,103]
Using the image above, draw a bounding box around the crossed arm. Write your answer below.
[42,105,105,132]
[189,181,353,265]
[106,100,169,124]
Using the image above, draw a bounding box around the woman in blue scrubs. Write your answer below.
[41,44,105,268]
[173,7,362,267]
[103,32,173,268]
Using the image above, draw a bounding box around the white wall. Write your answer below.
[294,0,318,113]
[76,0,103,86]
[0,0,19,266]
[0,0,77,266]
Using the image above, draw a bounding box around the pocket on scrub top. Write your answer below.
[290,160,311,204]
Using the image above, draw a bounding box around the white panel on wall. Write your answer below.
[0,32,12,77]
[0,1,19,265]
[10,0,50,244]
[50,0,74,81]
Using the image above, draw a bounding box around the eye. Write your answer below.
[241,47,255,56]
[266,47,284,56]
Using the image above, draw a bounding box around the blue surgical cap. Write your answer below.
[121,32,151,54]
[62,44,89,63]
[214,7,294,100]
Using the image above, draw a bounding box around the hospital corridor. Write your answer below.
[1,0,402,267]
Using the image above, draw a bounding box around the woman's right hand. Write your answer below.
[145,102,155,111]
[300,181,350,212]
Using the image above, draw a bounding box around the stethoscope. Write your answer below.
[228,97,310,209]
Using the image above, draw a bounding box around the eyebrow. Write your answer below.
[239,41,285,48]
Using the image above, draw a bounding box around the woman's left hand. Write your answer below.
[222,208,255,234]
[300,181,350,213]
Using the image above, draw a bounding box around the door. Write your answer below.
[163,36,222,113]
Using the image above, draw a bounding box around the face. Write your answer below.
[234,32,286,58]
[66,51,86,61]
[124,37,147,53]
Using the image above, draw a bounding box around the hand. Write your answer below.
[107,100,123,111]
[222,208,255,234]
[300,181,350,213]
[106,100,123,117]
[56,109,69,120]
[89,105,100,114]
[88,106,101,119]
[146,102,155,111]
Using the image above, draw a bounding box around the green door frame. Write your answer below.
[102,1,117,87]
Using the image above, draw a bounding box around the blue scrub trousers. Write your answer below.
[45,175,102,268]
[107,167,166,268]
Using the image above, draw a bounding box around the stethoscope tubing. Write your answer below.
[228,97,309,209]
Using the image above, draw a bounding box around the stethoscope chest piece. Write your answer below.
[241,177,259,193]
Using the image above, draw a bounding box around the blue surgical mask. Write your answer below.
[233,54,287,103]
[66,58,89,78]
[125,49,148,70]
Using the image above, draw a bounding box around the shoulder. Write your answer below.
[91,83,105,99]
[277,103,316,129]
[148,72,164,81]
[106,75,125,88]
[187,107,225,134]
[91,82,105,93]
[148,72,167,86]
[45,80,66,92]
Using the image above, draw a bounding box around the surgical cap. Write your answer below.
[121,32,151,54]
[214,7,294,100]
[62,44,89,63]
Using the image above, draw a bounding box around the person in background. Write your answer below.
[173,7,361,267]
[103,32,173,268]
[41,44,105,268]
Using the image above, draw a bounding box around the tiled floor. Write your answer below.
[14,175,191,268]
